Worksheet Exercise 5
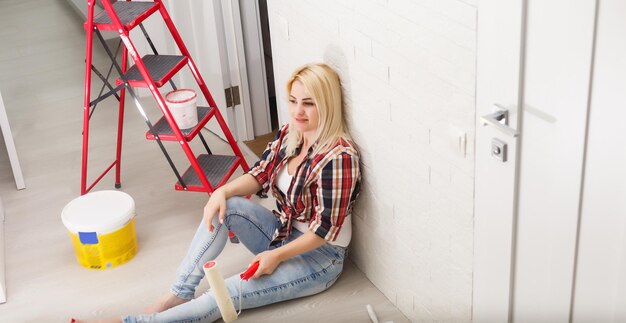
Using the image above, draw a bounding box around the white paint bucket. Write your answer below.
[165,89,198,129]
[61,190,137,270]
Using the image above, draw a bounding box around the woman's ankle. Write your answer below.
[144,292,190,313]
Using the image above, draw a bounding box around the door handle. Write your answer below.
[481,104,519,137]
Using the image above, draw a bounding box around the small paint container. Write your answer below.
[165,89,198,129]
[61,190,137,270]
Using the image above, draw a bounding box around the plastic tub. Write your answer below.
[61,190,137,270]
[165,89,198,129]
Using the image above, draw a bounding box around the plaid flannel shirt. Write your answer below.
[247,124,361,244]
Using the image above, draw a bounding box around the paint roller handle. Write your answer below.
[240,261,260,281]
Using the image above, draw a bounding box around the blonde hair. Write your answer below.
[285,63,350,156]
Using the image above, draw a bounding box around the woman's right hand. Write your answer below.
[203,188,227,232]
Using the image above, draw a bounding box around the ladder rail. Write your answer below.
[81,1,97,195]
[83,29,130,192]
[155,0,250,173]
[93,27,188,190]
[80,0,249,243]
[82,0,250,195]
[115,42,129,188]
[99,0,214,192]
[124,83,188,191]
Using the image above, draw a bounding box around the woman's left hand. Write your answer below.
[247,232,325,279]
[249,250,283,279]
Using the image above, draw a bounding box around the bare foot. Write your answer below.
[143,293,190,313]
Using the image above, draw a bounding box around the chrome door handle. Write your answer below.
[481,104,519,137]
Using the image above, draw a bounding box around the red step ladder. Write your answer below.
[80,0,250,201]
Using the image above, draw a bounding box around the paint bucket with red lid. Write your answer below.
[165,89,198,129]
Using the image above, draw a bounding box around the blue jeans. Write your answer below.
[123,197,346,323]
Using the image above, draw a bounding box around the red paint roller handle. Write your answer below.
[240,261,260,281]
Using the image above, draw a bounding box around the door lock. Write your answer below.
[491,138,507,162]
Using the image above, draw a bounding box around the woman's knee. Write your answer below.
[223,197,276,234]
[203,198,250,229]
[222,197,249,225]
[225,196,254,214]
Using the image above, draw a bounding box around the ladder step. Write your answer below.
[88,1,159,31]
[175,155,241,192]
[146,106,216,141]
[117,55,188,88]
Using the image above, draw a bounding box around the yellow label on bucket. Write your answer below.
[69,218,137,270]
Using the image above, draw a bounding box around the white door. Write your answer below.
[474,0,626,322]
[474,0,525,321]
[135,0,254,141]
[570,1,626,321]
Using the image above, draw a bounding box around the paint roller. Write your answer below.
[203,260,260,322]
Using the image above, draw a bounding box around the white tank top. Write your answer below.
[275,166,351,247]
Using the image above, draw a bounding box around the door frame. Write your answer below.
[473,0,526,321]
[216,0,272,141]
[216,0,256,142]
[238,0,272,137]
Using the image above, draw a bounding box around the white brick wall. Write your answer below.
[266,1,475,321]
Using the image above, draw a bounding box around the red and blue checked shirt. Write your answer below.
[247,124,361,244]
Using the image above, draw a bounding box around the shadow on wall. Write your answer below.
[323,44,369,186]
[324,44,353,136]
[323,42,371,190]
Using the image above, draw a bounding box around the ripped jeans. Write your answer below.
[122,197,346,323]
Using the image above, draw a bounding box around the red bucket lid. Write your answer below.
[165,89,197,104]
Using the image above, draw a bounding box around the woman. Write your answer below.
[78,63,361,323]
